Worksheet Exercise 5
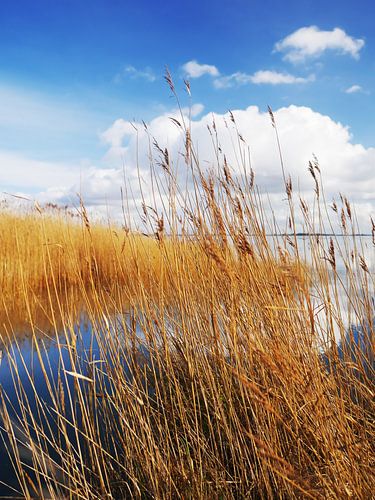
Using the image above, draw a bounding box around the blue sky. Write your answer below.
[0,0,374,225]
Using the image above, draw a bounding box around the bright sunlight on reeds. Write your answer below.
[0,78,373,499]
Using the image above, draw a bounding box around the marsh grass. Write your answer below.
[0,83,374,499]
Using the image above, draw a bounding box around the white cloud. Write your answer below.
[214,70,314,88]
[182,60,220,78]
[345,84,362,94]
[181,103,205,117]
[114,65,156,83]
[94,105,375,229]
[3,105,375,231]
[181,62,313,89]
[275,26,365,63]
[251,70,315,84]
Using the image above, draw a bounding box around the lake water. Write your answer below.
[0,318,97,496]
[295,235,374,343]
[0,309,147,497]
[0,236,373,496]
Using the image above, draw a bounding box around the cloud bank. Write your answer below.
[2,104,374,230]
[34,104,373,230]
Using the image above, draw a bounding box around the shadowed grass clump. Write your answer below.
[0,88,373,499]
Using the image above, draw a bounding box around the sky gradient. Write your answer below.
[0,0,374,227]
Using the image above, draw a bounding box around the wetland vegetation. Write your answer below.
[0,93,373,499]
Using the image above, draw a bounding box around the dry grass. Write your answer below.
[0,206,305,339]
[0,88,373,499]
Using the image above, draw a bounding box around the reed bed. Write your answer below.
[0,85,374,499]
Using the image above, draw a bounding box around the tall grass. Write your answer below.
[0,84,374,499]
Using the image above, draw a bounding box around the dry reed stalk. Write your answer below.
[0,85,373,499]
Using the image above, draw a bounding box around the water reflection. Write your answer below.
[296,235,375,343]
[322,318,375,377]
[0,318,94,496]
[0,294,145,497]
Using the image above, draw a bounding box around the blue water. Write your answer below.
[0,318,97,496]
[0,310,154,498]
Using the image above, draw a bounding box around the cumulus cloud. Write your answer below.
[94,104,375,229]
[182,103,205,117]
[345,84,363,94]
[275,26,365,63]
[4,105,374,231]
[114,65,156,83]
[182,60,220,78]
[214,70,314,88]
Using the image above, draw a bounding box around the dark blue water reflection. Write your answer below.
[0,318,98,496]
[0,312,140,497]
[322,319,375,380]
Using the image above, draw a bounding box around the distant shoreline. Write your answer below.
[275,233,372,237]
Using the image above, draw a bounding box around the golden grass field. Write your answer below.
[0,96,373,499]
